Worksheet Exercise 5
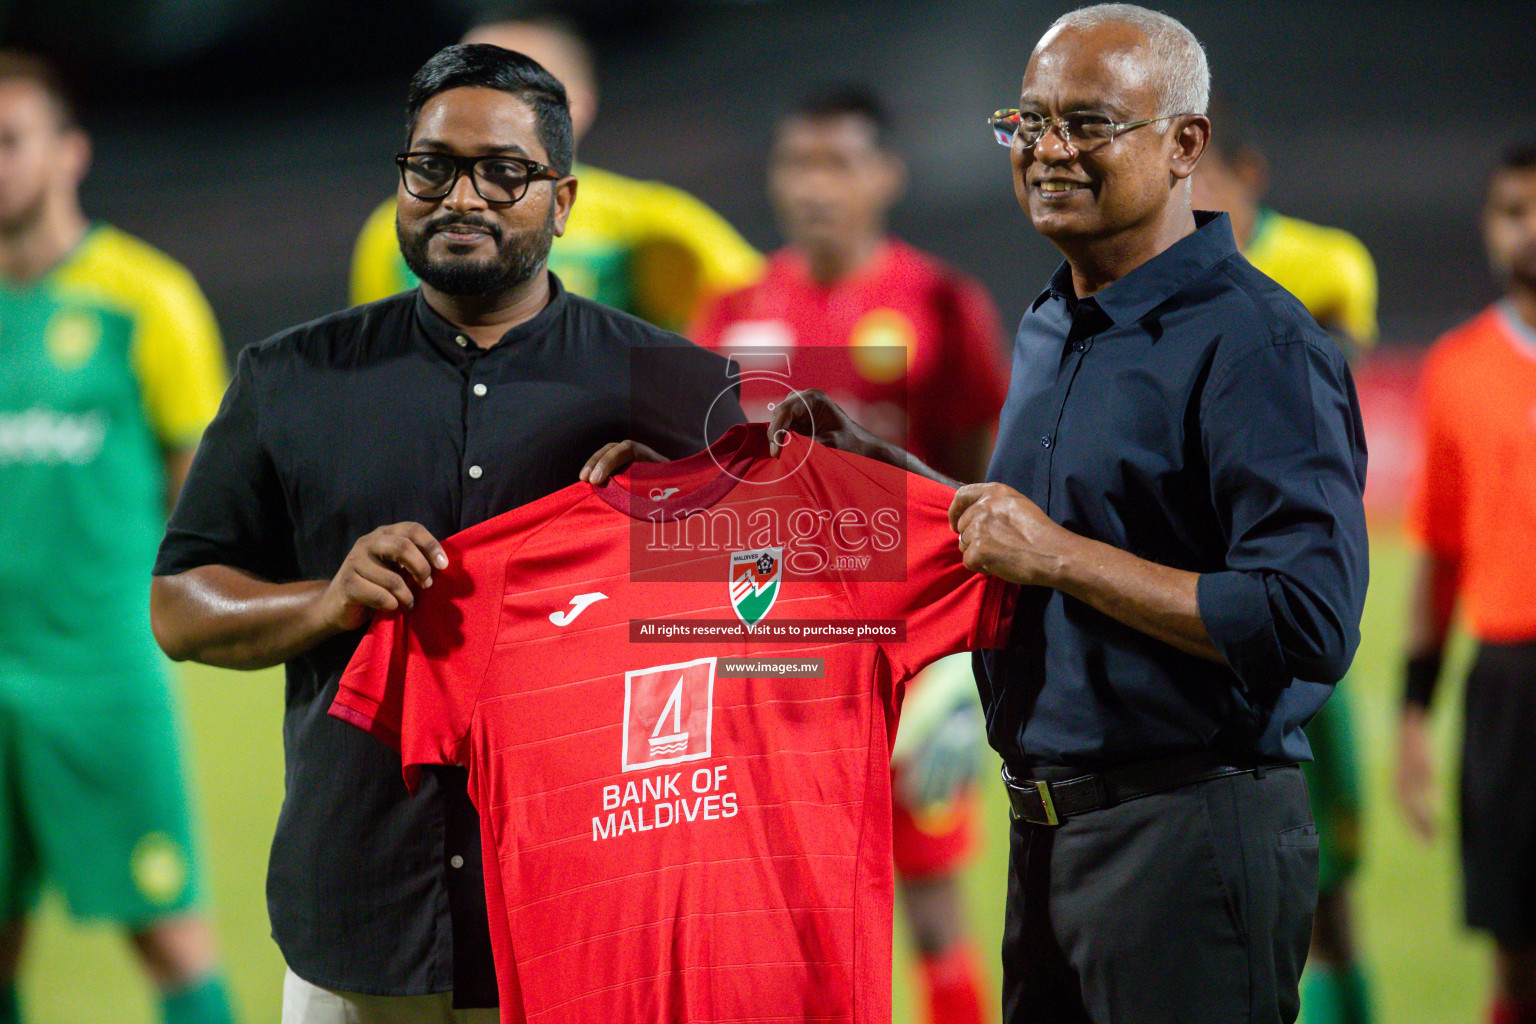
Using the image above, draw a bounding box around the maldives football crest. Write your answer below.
[729,547,782,630]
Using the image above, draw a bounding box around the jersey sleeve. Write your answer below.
[128,260,228,450]
[330,531,502,788]
[1403,343,1465,559]
[1326,230,1379,352]
[837,458,1017,682]
[350,197,416,306]
[629,182,763,330]
[937,273,1009,436]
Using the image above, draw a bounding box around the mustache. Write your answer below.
[425,215,503,242]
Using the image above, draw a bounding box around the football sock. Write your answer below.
[1302,963,1374,1024]
[920,942,988,1024]
[0,982,19,1024]
[160,974,234,1024]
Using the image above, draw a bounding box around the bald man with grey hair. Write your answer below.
[742,3,1367,1021]
[1047,3,1210,117]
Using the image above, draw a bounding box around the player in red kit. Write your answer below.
[691,86,1008,1024]
[331,424,1017,1023]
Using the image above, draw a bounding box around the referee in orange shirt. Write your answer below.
[1396,141,1536,1024]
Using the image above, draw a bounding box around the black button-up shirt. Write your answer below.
[155,278,741,998]
[979,213,1368,770]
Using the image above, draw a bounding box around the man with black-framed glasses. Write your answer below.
[745,4,1368,1022]
[149,43,739,1023]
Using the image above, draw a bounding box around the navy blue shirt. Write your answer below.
[978,212,1368,770]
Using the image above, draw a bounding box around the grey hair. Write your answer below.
[1045,4,1210,117]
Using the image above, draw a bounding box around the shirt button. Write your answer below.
[1040,436,1053,449]
[472,382,488,397]
[450,855,464,869]
[455,334,469,348]
[468,465,483,479]
[1072,340,1088,352]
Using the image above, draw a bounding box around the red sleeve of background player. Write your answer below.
[1402,339,1467,560]
[329,531,502,790]
[839,461,1017,681]
[936,272,1009,435]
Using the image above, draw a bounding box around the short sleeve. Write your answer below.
[1330,232,1379,351]
[842,464,1017,682]
[629,183,763,330]
[330,532,502,789]
[154,345,294,579]
[636,183,763,298]
[1403,346,1465,559]
[129,262,228,449]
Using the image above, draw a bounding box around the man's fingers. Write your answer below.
[1404,792,1435,841]
[767,391,815,457]
[343,575,402,613]
[353,561,416,610]
[373,533,435,586]
[950,484,986,533]
[392,522,449,570]
[580,442,623,483]
[1394,764,1437,842]
[582,440,666,486]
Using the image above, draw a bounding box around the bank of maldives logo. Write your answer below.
[730,547,782,630]
[622,657,716,772]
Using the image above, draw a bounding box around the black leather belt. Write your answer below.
[1002,754,1295,827]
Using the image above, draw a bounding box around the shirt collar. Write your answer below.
[413,272,570,364]
[1029,211,1239,326]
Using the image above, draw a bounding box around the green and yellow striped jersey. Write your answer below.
[0,224,226,675]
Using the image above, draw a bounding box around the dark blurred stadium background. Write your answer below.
[3,1,1532,1020]
[5,0,1530,350]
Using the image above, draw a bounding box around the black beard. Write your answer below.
[397,209,554,297]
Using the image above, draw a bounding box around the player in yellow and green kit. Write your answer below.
[351,13,762,330]
[1194,100,1378,1024]
[0,54,233,1024]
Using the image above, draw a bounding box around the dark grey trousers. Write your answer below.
[1002,765,1317,1024]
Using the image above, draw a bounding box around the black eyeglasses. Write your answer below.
[395,151,560,205]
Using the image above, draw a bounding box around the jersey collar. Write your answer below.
[594,423,768,521]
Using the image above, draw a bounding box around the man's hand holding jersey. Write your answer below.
[317,522,451,630]
[576,389,1222,665]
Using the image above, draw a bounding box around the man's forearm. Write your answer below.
[1406,550,1459,658]
[872,438,960,490]
[151,565,335,670]
[1050,532,1224,664]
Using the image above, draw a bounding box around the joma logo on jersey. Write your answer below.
[730,547,782,629]
[622,657,715,772]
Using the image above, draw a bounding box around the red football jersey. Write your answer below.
[690,240,1008,472]
[331,423,1015,1024]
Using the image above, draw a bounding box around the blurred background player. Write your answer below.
[1395,141,1536,1024]
[0,53,233,1024]
[350,8,762,330]
[691,85,1008,1024]
[1191,98,1380,1024]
